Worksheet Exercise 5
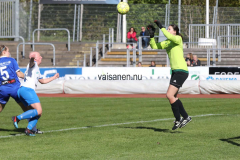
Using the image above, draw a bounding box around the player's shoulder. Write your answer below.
[31,62,40,73]
[29,61,38,68]
[0,57,16,61]
[175,35,182,40]
[0,57,17,65]
[33,62,39,69]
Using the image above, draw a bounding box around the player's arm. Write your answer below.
[154,20,182,45]
[38,73,59,84]
[13,59,24,78]
[147,24,163,49]
[161,28,182,44]
[16,70,25,79]
[149,38,165,49]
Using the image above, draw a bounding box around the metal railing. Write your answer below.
[91,34,240,67]
[138,36,170,66]
[32,28,70,51]
[207,48,240,66]
[91,28,114,60]
[189,24,240,48]
[80,47,95,67]
[95,37,219,68]
[217,35,240,49]
[83,53,86,67]
[17,42,56,66]
[0,0,19,40]
[94,34,169,67]
[76,59,85,67]
[90,47,93,67]
[137,36,166,62]
[95,41,137,67]
[77,48,96,67]
[0,36,25,56]
[76,55,86,67]
[94,34,226,67]
[102,33,111,58]
[217,35,240,62]
[108,28,114,53]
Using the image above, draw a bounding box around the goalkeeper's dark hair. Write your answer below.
[170,24,183,40]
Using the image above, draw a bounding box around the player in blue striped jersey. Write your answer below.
[0,45,25,112]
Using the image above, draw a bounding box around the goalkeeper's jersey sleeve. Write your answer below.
[149,28,188,73]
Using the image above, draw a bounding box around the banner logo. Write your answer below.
[191,74,199,80]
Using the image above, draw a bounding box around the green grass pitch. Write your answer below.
[0,97,240,159]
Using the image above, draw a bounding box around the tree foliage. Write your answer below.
[16,0,240,42]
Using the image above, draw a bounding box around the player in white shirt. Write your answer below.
[21,59,42,90]
[12,52,59,136]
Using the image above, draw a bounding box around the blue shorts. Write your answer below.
[0,85,20,104]
[17,86,40,107]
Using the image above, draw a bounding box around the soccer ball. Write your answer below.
[117,2,130,15]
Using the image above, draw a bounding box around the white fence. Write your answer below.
[188,24,240,48]
[0,0,19,40]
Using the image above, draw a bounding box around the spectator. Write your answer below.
[185,53,193,66]
[191,55,201,66]
[92,55,96,65]
[137,62,142,67]
[137,27,150,49]
[149,61,156,67]
[126,27,138,49]
[87,62,90,67]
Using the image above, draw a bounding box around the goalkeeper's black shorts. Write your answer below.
[170,71,189,88]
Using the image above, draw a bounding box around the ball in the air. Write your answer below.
[117,2,130,15]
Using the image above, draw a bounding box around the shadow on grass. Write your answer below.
[0,128,26,136]
[220,136,240,147]
[0,128,25,133]
[123,126,182,133]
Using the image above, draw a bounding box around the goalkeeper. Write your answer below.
[147,21,191,130]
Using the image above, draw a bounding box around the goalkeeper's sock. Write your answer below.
[177,99,189,119]
[171,100,181,121]
[17,109,38,120]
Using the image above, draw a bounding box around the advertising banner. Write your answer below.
[20,67,82,79]
[65,67,209,80]
[209,67,240,75]
[200,75,240,81]
[65,67,172,80]
[40,0,120,4]
[19,67,209,81]
[188,67,209,80]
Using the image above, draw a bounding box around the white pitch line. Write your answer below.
[0,114,225,139]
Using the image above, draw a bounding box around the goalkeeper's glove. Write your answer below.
[154,20,163,29]
[147,24,156,38]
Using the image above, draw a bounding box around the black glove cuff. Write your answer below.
[154,20,163,29]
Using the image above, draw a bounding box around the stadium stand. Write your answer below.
[1,41,96,67]
[2,40,238,67]
[97,47,227,67]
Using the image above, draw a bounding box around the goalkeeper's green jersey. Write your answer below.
[149,28,188,73]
